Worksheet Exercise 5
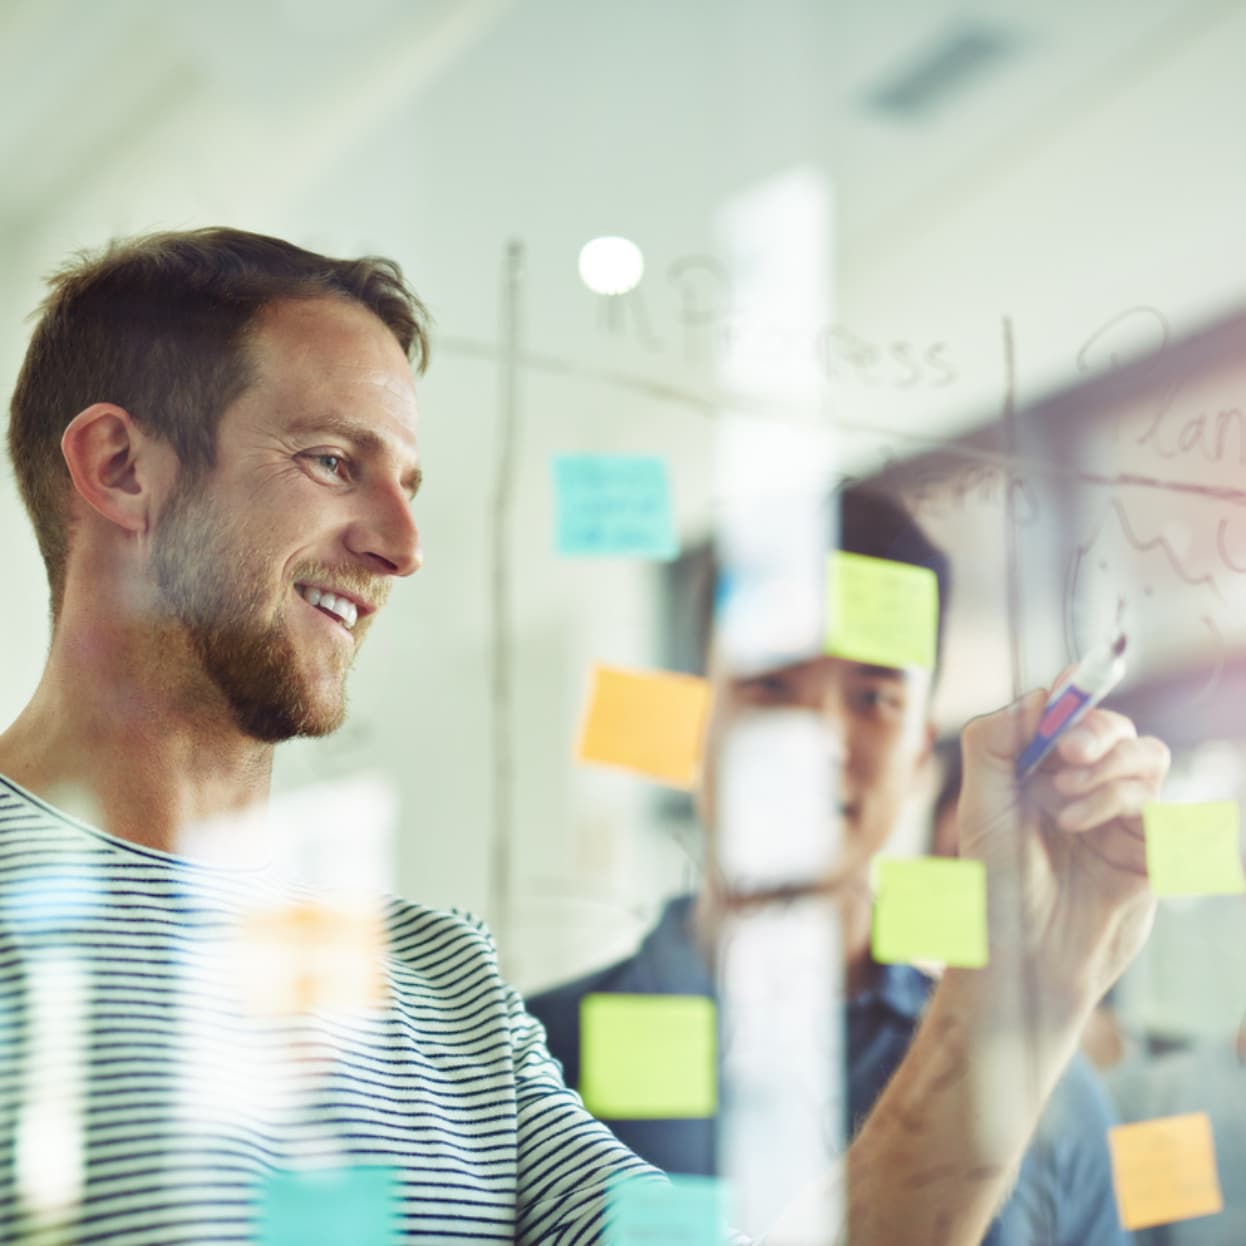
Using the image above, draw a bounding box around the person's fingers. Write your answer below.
[1052,732,1170,798]
[1078,816,1150,877]
[961,688,1047,769]
[1049,708,1137,769]
[1056,776,1163,832]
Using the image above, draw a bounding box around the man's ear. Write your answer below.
[60,404,174,534]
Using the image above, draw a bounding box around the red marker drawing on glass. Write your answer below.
[1016,634,1128,781]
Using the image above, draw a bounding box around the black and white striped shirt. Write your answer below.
[0,775,666,1244]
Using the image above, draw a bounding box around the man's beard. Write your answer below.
[150,478,350,743]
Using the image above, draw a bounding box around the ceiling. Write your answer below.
[3,1,1240,393]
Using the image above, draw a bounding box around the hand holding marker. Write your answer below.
[1016,634,1128,781]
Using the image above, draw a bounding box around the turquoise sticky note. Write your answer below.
[872,857,988,968]
[256,1165,398,1246]
[607,1174,730,1246]
[826,550,938,670]
[1144,801,1245,897]
[554,454,677,558]
[581,993,717,1118]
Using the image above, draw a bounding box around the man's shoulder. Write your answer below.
[1029,1051,1121,1198]
[381,897,502,977]
[524,952,641,1027]
[1044,1049,1117,1128]
[520,953,641,1081]
[1014,1052,1129,1243]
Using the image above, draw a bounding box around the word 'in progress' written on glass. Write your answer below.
[256,1165,399,1246]
[576,665,712,790]
[871,857,988,969]
[580,993,717,1119]
[825,551,938,672]
[1108,1112,1224,1231]
[606,1173,731,1246]
[1143,801,1246,897]
[554,454,678,559]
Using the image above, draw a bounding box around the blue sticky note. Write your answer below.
[554,454,677,558]
[256,1165,399,1246]
[607,1174,730,1246]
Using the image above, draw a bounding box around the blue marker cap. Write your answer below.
[1016,634,1127,780]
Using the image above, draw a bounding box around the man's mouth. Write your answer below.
[294,583,360,631]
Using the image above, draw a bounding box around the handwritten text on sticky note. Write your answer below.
[1144,801,1245,897]
[826,551,938,671]
[581,993,717,1119]
[1109,1113,1223,1231]
[871,857,988,969]
[554,454,677,558]
[576,665,711,789]
[606,1174,729,1246]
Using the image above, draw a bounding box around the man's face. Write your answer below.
[149,296,422,742]
[706,653,935,885]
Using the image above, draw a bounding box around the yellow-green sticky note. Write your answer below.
[1144,801,1245,897]
[872,856,988,968]
[581,993,716,1119]
[575,665,712,790]
[826,550,938,671]
[607,1174,730,1246]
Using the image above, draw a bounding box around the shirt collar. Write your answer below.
[632,894,716,996]
[631,894,938,1017]
[855,961,937,1020]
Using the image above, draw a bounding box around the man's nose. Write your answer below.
[818,685,849,767]
[346,485,422,577]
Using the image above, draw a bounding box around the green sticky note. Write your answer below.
[1144,801,1245,897]
[607,1174,730,1246]
[581,993,716,1118]
[872,857,988,968]
[554,454,678,558]
[256,1165,399,1246]
[826,550,938,670]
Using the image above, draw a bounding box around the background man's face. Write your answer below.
[149,296,423,742]
[705,653,935,886]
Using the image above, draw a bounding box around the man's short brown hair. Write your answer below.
[7,227,431,619]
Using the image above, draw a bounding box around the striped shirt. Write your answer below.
[0,775,669,1244]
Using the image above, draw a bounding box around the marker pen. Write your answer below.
[1016,634,1127,780]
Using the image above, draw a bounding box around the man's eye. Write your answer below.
[309,453,346,477]
[856,686,901,712]
[741,675,791,702]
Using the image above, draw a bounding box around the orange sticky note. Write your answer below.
[234,902,387,1017]
[575,665,712,789]
[1108,1112,1223,1231]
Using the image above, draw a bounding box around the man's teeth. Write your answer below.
[297,585,358,629]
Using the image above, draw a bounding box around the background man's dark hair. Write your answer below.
[7,227,431,620]
[838,485,951,676]
[666,484,953,679]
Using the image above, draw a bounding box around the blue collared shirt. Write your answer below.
[526,894,1131,1246]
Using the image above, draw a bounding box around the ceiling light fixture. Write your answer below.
[578,236,644,295]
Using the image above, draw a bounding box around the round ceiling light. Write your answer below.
[577,236,644,295]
